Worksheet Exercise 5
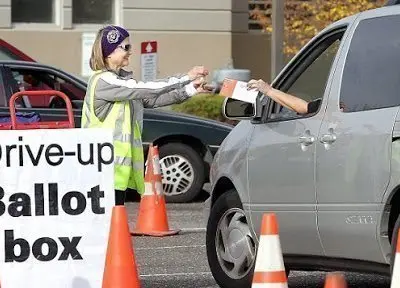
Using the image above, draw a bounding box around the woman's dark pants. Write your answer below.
[115,189,126,205]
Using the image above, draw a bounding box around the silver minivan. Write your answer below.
[205,4,400,288]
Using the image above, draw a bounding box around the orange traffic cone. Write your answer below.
[391,230,400,288]
[324,272,347,288]
[252,213,288,288]
[102,206,141,288]
[131,145,180,237]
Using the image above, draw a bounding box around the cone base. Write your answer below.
[103,269,141,288]
[131,229,180,237]
[133,194,179,237]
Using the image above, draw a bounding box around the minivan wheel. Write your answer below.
[206,190,256,288]
[158,143,205,203]
[390,214,400,274]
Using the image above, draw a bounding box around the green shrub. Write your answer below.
[172,93,237,125]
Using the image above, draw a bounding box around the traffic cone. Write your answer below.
[391,230,400,288]
[252,213,288,288]
[324,272,347,288]
[102,206,141,288]
[131,145,180,236]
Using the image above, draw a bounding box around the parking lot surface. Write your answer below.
[126,201,392,288]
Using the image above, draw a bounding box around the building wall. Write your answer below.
[0,0,272,82]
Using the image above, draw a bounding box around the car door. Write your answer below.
[0,65,85,127]
[247,25,347,256]
[316,8,400,263]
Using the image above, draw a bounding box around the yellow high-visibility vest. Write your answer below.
[80,71,145,194]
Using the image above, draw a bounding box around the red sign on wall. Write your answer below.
[141,41,158,54]
[140,41,158,81]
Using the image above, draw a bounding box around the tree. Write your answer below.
[250,0,387,57]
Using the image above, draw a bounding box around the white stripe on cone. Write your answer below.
[254,236,285,272]
[252,283,288,288]
[252,234,288,288]
[154,181,163,195]
[142,146,164,197]
[143,182,153,196]
[152,154,162,175]
[392,252,400,288]
[143,182,163,196]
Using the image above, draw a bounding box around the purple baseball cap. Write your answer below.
[101,25,130,57]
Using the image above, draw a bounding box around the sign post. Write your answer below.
[81,33,97,78]
[271,0,284,81]
[140,41,158,82]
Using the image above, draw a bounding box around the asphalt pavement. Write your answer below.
[125,200,392,288]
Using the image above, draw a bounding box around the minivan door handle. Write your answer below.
[299,135,315,146]
[320,130,337,144]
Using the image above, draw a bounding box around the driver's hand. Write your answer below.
[247,79,272,95]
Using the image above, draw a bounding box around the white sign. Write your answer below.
[81,33,97,78]
[0,128,115,287]
[140,41,158,82]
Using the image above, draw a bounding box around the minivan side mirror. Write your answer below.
[222,97,263,120]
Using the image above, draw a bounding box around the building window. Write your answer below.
[12,0,55,23]
[72,0,114,24]
[249,0,269,31]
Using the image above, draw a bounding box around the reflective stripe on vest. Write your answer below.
[81,71,145,194]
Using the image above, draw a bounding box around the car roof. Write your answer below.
[0,60,88,85]
[0,59,60,69]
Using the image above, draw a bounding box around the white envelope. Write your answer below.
[219,78,259,104]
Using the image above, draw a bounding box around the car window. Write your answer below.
[7,68,85,108]
[270,30,344,120]
[340,15,400,113]
[286,40,341,105]
[0,49,16,61]
[0,72,6,107]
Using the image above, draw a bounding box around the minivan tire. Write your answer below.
[206,189,255,288]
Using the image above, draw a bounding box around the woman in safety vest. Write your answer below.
[81,25,211,205]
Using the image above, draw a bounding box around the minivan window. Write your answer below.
[271,31,343,120]
[340,15,400,113]
[287,40,341,105]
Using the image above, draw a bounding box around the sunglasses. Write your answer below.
[118,44,132,52]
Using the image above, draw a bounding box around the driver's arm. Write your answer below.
[266,88,309,114]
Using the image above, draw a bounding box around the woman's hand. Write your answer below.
[247,79,272,95]
[195,82,216,93]
[188,66,209,81]
[192,76,205,88]
[191,74,216,93]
